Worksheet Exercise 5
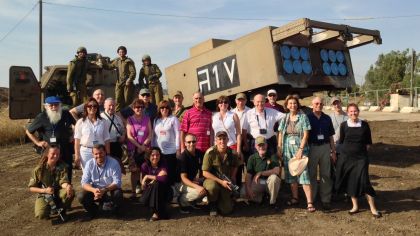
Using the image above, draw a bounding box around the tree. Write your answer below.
[363,49,414,90]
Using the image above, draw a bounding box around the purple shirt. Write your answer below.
[180,106,212,153]
[127,115,150,151]
[141,162,168,183]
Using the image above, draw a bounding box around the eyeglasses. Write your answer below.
[141,94,151,97]
[268,94,276,97]
[134,106,145,109]
[160,106,169,110]
[218,101,229,104]
[47,103,60,107]
[86,104,98,109]
[185,140,197,144]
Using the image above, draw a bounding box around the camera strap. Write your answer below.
[256,109,267,129]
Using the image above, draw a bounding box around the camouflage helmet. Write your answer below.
[77,46,87,53]
[142,54,151,61]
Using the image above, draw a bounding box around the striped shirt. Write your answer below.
[180,106,212,152]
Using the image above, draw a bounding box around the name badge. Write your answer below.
[160,131,167,136]
[50,137,57,143]
[93,140,99,145]
[289,139,296,145]
[317,134,324,140]
[138,131,145,136]
[206,130,210,136]
[259,179,267,185]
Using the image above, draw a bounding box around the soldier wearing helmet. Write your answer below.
[66,46,90,106]
[101,46,137,111]
[138,54,163,105]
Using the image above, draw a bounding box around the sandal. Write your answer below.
[307,202,316,212]
[287,198,299,206]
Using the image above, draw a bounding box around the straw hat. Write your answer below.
[288,155,309,176]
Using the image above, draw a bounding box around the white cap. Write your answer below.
[267,89,277,96]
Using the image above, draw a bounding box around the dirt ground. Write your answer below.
[0,113,419,235]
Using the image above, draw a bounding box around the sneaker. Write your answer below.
[135,185,141,194]
[102,201,114,211]
[179,206,191,214]
[201,196,208,204]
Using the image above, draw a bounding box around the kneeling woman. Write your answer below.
[28,145,75,220]
[139,147,170,221]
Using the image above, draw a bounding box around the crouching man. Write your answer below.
[28,145,74,221]
[175,133,206,213]
[78,144,123,220]
[202,131,239,216]
[245,136,281,209]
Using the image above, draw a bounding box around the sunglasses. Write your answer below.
[134,106,145,109]
[160,106,169,110]
[86,104,98,109]
[185,140,197,144]
[268,94,277,97]
[218,101,229,104]
[141,94,151,97]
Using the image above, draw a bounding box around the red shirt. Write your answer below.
[265,102,285,113]
[180,106,212,152]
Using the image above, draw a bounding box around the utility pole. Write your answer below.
[410,49,416,107]
[39,0,43,80]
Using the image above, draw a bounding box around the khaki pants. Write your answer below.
[242,174,281,204]
[34,189,74,219]
[70,83,87,107]
[203,179,233,215]
[148,82,163,105]
[174,182,202,207]
[309,143,332,203]
[115,82,134,112]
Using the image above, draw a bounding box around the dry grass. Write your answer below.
[0,108,27,146]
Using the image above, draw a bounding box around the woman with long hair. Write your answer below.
[139,147,169,221]
[335,103,381,218]
[126,98,153,199]
[152,100,180,186]
[74,97,111,169]
[278,95,315,212]
[28,145,74,220]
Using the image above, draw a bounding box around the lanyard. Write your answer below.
[88,119,99,140]
[95,158,108,180]
[256,109,267,129]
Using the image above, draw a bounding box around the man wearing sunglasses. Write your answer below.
[26,96,76,181]
[265,89,285,113]
[174,133,206,214]
[120,88,157,124]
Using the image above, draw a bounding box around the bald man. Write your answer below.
[70,89,106,120]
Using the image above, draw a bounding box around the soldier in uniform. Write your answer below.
[138,54,163,105]
[101,46,136,111]
[28,145,75,220]
[66,46,90,106]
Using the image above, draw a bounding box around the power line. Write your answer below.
[43,1,420,22]
[0,2,38,43]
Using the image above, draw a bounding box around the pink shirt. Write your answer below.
[127,115,150,151]
[180,106,212,152]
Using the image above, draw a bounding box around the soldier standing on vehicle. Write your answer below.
[138,54,163,105]
[66,46,90,106]
[101,46,136,111]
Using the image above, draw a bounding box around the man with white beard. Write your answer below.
[26,96,76,181]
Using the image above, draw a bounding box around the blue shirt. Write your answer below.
[81,156,122,189]
[307,112,335,144]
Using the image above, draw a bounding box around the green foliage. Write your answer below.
[363,49,418,90]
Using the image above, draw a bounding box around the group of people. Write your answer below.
[26,87,382,222]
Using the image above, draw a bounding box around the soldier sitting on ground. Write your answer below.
[28,145,74,221]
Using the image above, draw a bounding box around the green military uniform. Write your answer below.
[173,106,187,123]
[202,146,239,215]
[103,57,136,111]
[66,56,90,106]
[28,162,74,219]
[139,63,163,105]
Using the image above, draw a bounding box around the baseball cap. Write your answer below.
[330,97,341,105]
[174,91,183,97]
[235,93,247,100]
[44,96,61,104]
[267,89,277,96]
[255,136,266,145]
[215,130,228,138]
[139,88,151,95]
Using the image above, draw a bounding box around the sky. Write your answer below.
[0,0,419,89]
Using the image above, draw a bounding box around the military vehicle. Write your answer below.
[9,54,117,119]
[165,18,382,108]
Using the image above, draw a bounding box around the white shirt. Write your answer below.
[100,112,125,142]
[347,119,362,127]
[232,106,251,132]
[212,111,238,146]
[329,112,348,143]
[152,115,180,154]
[74,118,111,147]
[246,107,285,139]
